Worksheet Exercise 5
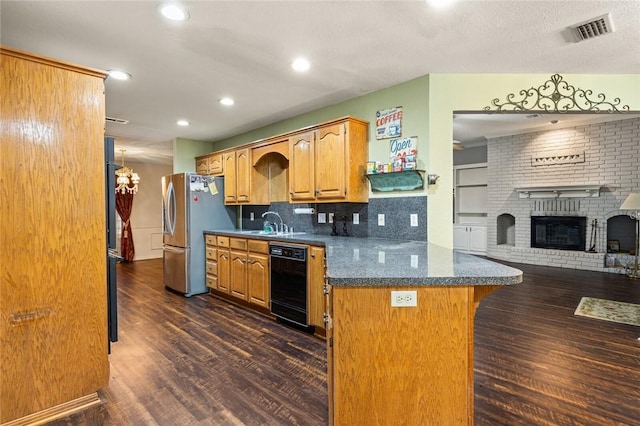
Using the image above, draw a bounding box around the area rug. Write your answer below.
[574,297,640,327]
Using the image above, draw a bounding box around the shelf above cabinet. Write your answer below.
[365,170,425,192]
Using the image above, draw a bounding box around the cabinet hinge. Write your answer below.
[323,283,330,295]
[329,336,334,347]
[323,312,329,324]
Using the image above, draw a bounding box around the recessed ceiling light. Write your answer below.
[177,120,190,126]
[159,3,189,21]
[291,57,311,72]
[219,97,235,106]
[426,0,456,8]
[107,70,132,80]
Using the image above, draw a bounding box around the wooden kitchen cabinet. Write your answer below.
[195,153,224,176]
[196,116,368,205]
[308,246,326,334]
[251,139,290,205]
[205,235,218,290]
[289,117,369,203]
[211,236,270,308]
[247,240,270,308]
[230,249,248,300]
[223,148,251,204]
[196,156,209,175]
[209,152,224,175]
[1,47,109,424]
[229,237,249,300]
[216,236,231,293]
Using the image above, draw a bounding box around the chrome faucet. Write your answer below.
[262,211,286,233]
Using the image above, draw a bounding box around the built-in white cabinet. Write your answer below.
[453,163,488,225]
[453,225,487,255]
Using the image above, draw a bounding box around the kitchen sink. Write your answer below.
[239,230,306,236]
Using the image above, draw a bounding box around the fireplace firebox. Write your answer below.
[531,216,587,251]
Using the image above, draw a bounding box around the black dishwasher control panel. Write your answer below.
[269,244,306,261]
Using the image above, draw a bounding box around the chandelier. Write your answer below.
[115,149,140,194]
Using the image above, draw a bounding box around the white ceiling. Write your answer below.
[2,1,639,164]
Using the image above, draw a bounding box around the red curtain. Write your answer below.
[115,192,135,262]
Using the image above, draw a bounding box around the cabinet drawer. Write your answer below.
[217,236,230,247]
[206,275,218,290]
[248,239,269,254]
[206,260,218,275]
[205,234,217,246]
[206,246,217,260]
[230,238,248,250]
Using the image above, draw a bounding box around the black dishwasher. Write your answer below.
[269,244,310,329]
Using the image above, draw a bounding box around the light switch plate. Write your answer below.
[410,214,418,227]
[250,212,254,221]
[328,213,334,223]
[353,213,359,225]
[378,214,385,226]
[318,213,326,224]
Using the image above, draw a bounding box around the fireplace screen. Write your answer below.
[531,216,587,251]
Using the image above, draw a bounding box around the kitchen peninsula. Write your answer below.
[205,230,522,425]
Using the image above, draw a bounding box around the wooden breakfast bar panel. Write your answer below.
[329,285,496,426]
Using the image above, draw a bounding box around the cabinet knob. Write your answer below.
[311,253,315,258]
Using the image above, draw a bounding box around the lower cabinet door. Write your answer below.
[230,249,248,300]
[247,253,269,308]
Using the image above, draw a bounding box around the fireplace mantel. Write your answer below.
[516,185,601,199]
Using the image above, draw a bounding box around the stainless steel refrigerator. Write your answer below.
[162,173,236,297]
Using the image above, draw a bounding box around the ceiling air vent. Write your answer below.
[570,13,615,42]
[105,116,129,124]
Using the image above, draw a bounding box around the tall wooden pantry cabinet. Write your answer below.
[0,47,109,424]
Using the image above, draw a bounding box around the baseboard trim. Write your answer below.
[1,393,101,426]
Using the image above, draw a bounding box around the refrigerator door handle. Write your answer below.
[163,245,186,254]
[165,181,176,236]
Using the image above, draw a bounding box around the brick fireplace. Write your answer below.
[486,117,640,273]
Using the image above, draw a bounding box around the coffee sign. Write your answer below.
[375,106,402,140]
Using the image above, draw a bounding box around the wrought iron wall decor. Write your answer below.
[484,73,630,113]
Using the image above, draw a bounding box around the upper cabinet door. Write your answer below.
[289,131,316,201]
[235,148,251,203]
[224,151,237,203]
[315,123,346,200]
[209,152,224,176]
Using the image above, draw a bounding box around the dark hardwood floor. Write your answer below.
[49,258,639,425]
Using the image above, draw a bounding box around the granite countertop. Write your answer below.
[205,229,523,287]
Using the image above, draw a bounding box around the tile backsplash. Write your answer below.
[239,195,427,241]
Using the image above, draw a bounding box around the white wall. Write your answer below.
[125,161,173,260]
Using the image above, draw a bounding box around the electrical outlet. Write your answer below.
[318,212,326,223]
[353,213,359,225]
[378,251,385,263]
[250,212,254,221]
[378,214,385,226]
[328,213,334,223]
[410,214,418,227]
[391,290,417,307]
[411,255,419,268]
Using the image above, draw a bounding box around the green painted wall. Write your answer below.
[172,137,214,173]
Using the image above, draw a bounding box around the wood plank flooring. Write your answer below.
[47,258,640,425]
